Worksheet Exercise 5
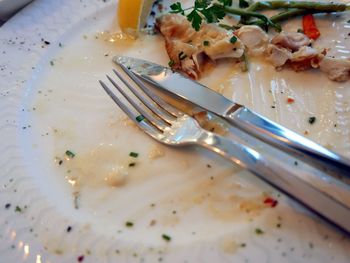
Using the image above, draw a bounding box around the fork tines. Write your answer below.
[99,66,181,134]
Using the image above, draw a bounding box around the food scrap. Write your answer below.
[263,197,278,208]
[156,1,350,82]
[162,234,172,242]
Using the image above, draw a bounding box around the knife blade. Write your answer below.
[114,55,350,177]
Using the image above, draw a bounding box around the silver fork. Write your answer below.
[99,67,350,234]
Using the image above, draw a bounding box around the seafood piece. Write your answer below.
[235,25,269,55]
[288,46,326,71]
[266,44,292,68]
[271,32,311,52]
[156,14,244,79]
[319,57,350,82]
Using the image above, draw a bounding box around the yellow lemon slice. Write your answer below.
[118,0,155,36]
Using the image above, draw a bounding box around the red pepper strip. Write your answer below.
[302,14,320,40]
[264,197,278,208]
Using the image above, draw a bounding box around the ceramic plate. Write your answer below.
[0,0,349,262]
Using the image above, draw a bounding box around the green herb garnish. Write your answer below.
[168,59,175,67]
[169,1,348,32]
[129,152,139,158]
[65,150,75,158]
[125,221,134,227]
[230,35,237,43]
[203,40,210,46]
[255,228,264,235]
[136,115,145,122]
[162,234,171,242]
[240,53,249,72]
[171,1,225,31]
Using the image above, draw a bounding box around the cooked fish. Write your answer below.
[235,25,269,55]
[266,44,292,68]
[156,14,244,79]
[319,57,350,82]
[271,32,311,52]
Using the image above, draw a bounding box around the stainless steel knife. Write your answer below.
[114,55,350,177]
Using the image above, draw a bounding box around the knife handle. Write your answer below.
[199,131,350,234]
[225,107,350,177]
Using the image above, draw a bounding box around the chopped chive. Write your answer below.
[136,115,145,122]
[162,234,171,242]
[15,206,22,213]
[129,162,136,167]
[65,150,75,158]
[50,60,54,66]
[178,51,187,60]
[125,221,134,227]
[308,116,316,124]
[241,53,249,72]
[203,40,210,46]
[230,35,237,44]
[129,152,139,158]
[255,228,264,235]
[297,28,304,33]
[168,59,175,67]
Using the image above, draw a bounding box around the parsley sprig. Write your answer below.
[169,1,349,32]
[170,1,226,31]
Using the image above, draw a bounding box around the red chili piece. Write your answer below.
[302,14,320,40]
[264,197,278,208]
[287,97,295,104]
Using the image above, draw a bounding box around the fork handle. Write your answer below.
[198,131,350,234]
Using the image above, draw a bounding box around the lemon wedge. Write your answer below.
[118,0,155,36]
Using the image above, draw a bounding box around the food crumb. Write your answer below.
[308,116,316,124]
[287,97,295,104]
[255,228,264,235]
[149,146,165,159]
[162,234,171,242]
[125,221,134,228]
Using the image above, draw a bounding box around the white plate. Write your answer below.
[0,0,350,262]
